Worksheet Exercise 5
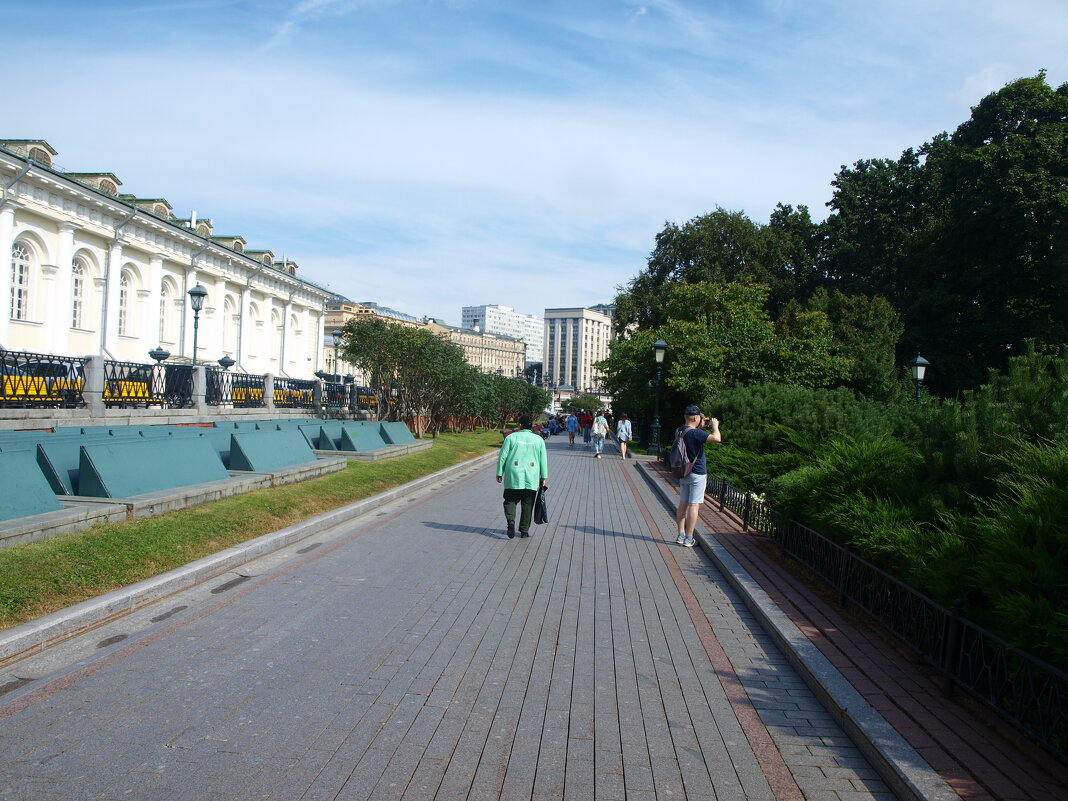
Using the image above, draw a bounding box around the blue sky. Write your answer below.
[8,0,1067,326]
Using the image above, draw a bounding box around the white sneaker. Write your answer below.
[684,537,696,547]
[675,532,687,545]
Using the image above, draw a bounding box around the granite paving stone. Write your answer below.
[0,438,909,800]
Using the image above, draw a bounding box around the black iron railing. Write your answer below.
[273,377,316,409]
[206,368,234,406]
[231,374,267,408]
[100,360,191,408]
[702,471,1068,763]
[0,350,87,408]
[323,381,346,409]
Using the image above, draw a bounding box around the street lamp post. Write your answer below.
[908,353,930,404]
[187,284,208,366]
[650,338,668,454]
[332,328,343,377]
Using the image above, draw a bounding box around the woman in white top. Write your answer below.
[615,413,633,460]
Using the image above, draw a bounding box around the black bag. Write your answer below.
[534,485,549,524]
[669,427,696,479]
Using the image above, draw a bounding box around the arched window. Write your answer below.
[10,241,32,321]
[118,272,131,336]
[159,281,179,345]
[71,257,87,329]
[223,296,238,356]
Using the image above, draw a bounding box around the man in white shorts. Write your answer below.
[674,404,722,547]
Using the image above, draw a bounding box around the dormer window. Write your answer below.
[233,241,244,253]
[99,179,118,196]
[197,223,211,237]
[262,254,272,266]
[28,147,52,167]
[154,204,170,218]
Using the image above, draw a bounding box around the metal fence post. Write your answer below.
[718,477,727,511]
[82,355,106,417]
[942,599,964,697]
[741,491,752,532]
[838,544,854,607]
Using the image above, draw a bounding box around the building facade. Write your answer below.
[425,320,526,377]
[543,306,615,395]
[323,298,426,383]
[461,304,543,365]
[1,139,333,377]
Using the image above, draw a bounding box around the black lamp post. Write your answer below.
[908,353,930,404]
[217,356,235,370]
[331,328,343,376]
[148,347,170,364]
[650,338,668,453]
[187,284,208,366]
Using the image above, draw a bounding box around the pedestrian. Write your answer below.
[673,404,721,547]
[581,409,593,447]
[615,412,632,460]
[497,414,549,539]
[565,411,579,447]
[591,410,611,457]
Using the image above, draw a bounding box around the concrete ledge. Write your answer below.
[636,462,958,801]
[0,501,128,549]
[314,439,434,461]
[0,450,499,668]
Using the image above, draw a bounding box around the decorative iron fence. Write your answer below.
[0,350,87,408]
[273,377,316,409]
[704,471,1068,764]
[323,381,346,409]
[101,360,192,408]
[205,368,233,406]
[231,374,267,408]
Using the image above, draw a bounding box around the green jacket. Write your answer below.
[497,429,549,490]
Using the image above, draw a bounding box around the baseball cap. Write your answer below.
[684,404,703,416]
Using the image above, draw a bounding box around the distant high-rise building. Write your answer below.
[461,304,544,364]
[543,306,615,395]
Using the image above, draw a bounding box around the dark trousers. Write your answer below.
[503,488,537,533]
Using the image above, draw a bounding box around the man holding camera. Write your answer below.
[674,404,722,547]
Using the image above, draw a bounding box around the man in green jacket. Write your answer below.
[496,414,549,538]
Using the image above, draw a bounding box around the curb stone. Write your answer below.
[637,461,959,801]
[0,450,499,668]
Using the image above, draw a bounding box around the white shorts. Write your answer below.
[679,472,707,504]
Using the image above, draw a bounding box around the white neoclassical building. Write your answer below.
[1,139,334,376]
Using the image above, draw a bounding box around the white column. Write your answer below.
[47,222,76,354]
[0,206,15,343]
[301,306,313,378]
[239,284,253,367]
[182,269,198,360]
[211,274,227,365]
[283,299,294,375]
[144,254,163,350]
[262,298,275,372]
[102,241,124,356]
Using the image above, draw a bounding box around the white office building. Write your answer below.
[461,304,543,365]
[543,306,615,395]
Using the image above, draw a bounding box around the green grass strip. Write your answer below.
[0,430,502,631]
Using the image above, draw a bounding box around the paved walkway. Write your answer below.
[0,436,1049,800]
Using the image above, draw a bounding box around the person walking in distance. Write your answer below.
[674,405,721,547]
[565,411,579,447]
[615,412,632,460]
[591,410,611,458]
[497,414,549,539]
[581,409,594,447]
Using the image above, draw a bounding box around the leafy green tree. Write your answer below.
[561,395,605,414]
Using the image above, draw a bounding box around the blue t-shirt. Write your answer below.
[676,426,711,475]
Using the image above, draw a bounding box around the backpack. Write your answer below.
[669,427,696,479]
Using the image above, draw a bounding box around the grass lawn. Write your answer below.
[0,429,502,632]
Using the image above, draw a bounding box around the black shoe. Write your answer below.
[520,531,530,538]
[507,521,515,539]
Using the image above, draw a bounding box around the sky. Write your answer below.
[6,0,1067,327]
